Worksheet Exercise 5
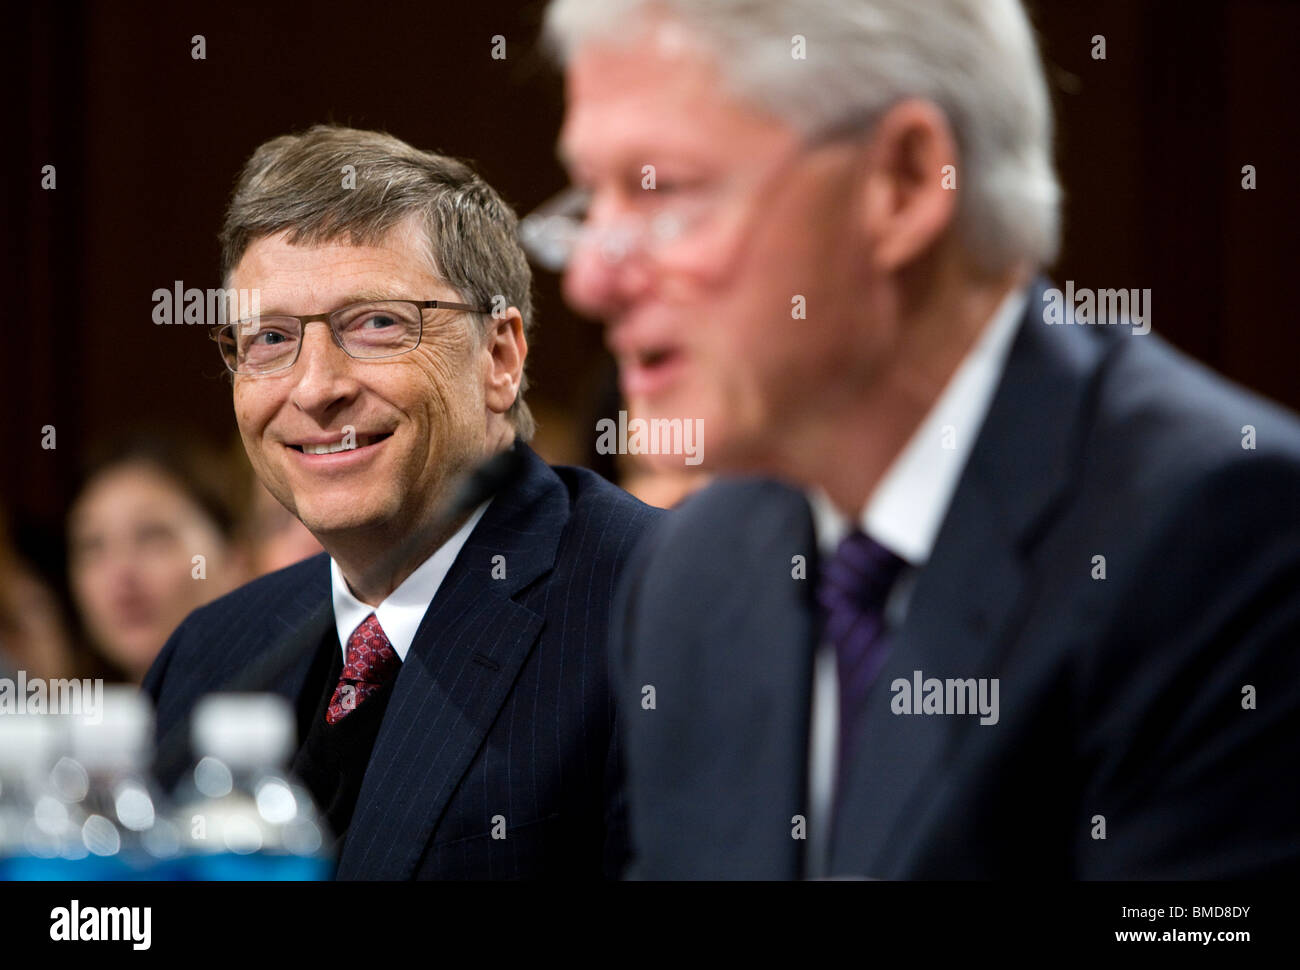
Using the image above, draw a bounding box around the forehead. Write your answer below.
[229,216,443,311]
[72,463,189,525]
[558,27,795,172]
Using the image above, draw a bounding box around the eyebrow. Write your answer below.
[556,136,718,181]
[255,290,410,317]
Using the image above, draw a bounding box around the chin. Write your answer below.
[297,498,393,536]
[695,420,775,476]
[105,638,163,679]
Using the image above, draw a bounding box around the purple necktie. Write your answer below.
[816,530,906,782]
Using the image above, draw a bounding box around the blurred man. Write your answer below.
[144,125,660,879]
[537,0,1300,877]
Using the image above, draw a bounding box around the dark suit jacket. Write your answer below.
[144,445,662,879]
[612,278,1300,879]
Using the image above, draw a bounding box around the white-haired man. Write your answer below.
[528,0,1300,878]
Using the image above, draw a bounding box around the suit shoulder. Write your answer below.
[1076,336,1300,606]
[653,477,809,547]
[614,478,814,598]
[550,464,664,533]
[184,552,330,628]
[1091,333,1300,492]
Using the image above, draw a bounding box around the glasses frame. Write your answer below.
[519,112,881,274]
[210,299,491,376]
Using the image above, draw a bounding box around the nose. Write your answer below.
[289,321,361,421]
[93,544,144,602]
[561,196,655,323]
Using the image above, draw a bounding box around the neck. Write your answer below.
[783,260,1029,518]
[327,508,468,607]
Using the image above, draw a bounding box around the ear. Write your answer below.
[855,99,961,272]
[483,307,527,415]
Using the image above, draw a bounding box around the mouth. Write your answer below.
[287,432,393,455]
[110,599,156,630]
[636,347,676,368]
[620,344,686,400]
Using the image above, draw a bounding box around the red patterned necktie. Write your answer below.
[326,613,400,725]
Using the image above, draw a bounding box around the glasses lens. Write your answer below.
[332,302,423,358]
[519,187,591,271]
[220,318,301,374]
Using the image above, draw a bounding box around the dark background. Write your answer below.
[7,0,1299,584]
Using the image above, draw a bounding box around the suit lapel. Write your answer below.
[337,447,567,879]
[829,278,1110,875]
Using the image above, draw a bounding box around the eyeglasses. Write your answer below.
[518,114,879,275]
[210,299,489,376]
[518,185,702,272]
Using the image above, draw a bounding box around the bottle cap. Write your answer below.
[0,712,56,776]
[69,686,154,771]
[191,693,295,769]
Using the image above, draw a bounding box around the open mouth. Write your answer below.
[637,347,677,368]
[622,345,686,398]
[288,432,392,455]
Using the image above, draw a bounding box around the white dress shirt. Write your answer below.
[802,285,1029,875]
[330,501,491,662]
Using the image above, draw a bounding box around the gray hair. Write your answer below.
[544,0,1061,274]
[220,124,535,441]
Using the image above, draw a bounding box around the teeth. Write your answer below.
[302,439,358,455]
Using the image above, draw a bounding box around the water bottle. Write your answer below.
[0,712,67,878]
[173,693,333,880]
[53,686,183,879]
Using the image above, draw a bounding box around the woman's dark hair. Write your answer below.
[74,431,248,539]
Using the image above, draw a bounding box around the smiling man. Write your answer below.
[537,0,1300,879]
[143,125,660,879]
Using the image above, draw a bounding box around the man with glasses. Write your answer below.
[143,125,661,879]
[533,0,1300,878]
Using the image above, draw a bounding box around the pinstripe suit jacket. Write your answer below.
[143,445,662,879]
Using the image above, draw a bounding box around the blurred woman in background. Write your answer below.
[67,435,249,683]
[243,479,323,576]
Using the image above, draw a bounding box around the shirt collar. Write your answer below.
[330,500,491,662]
[809,284,1028,566]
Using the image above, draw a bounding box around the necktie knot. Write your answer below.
[327,613,399,724]
[817,530,906,628]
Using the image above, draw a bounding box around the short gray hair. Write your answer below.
[220,124,535,440]
[544,0,1061,274]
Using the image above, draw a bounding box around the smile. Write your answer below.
[287,432,393,455]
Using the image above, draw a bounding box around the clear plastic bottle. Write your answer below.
[53,686,183,879]
[0,712,77,879]
[173,693,333,880]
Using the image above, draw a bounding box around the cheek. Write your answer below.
[174,516,228,563]
[234,385,277,443]
[127,549,185,600]
[70,563,107,612]
[408,342,483,421]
